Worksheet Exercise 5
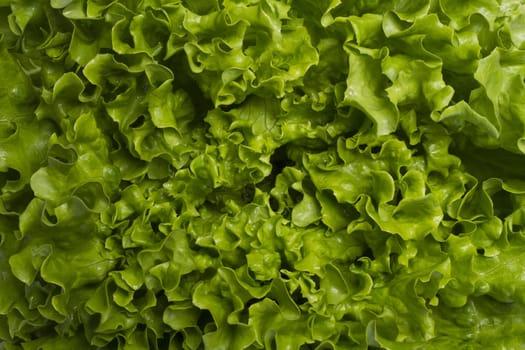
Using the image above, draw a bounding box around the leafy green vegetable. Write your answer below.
[2,0,525,349]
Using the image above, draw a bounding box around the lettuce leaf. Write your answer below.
[2,0,525,349]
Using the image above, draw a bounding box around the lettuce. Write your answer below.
[2,0,525,349]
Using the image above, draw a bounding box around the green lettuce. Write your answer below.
[2,0,525,349]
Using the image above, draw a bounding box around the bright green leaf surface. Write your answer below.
[1,0,525,349]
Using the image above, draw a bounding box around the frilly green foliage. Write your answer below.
[2,0,525,348]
